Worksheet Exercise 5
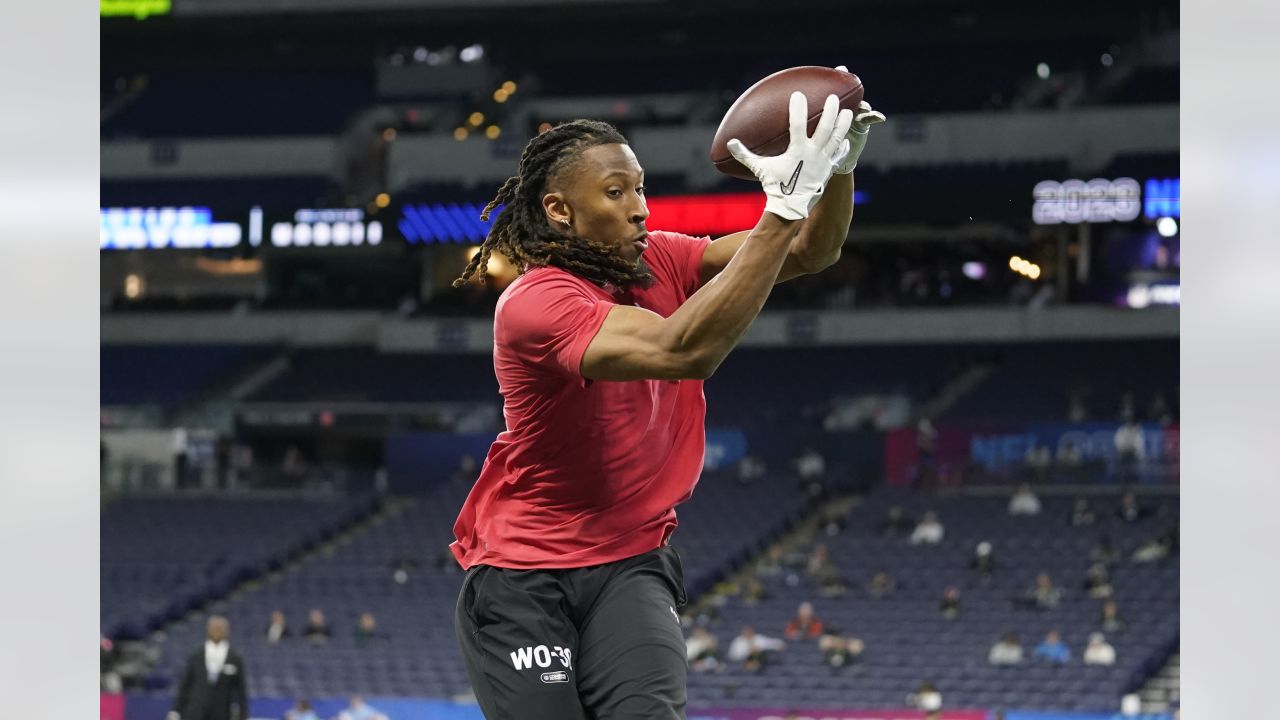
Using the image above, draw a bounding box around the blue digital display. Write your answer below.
[398,203,503,244]
[1143,177,1180,219]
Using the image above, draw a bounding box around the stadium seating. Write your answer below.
[101,495,379,641]
[139,469,810,699]
[101,344,276,409]
[686,488,1179,712]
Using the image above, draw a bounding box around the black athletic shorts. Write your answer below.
[455,545,689,720]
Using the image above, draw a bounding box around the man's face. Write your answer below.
[208,618,229,643]
[546,144,650,266]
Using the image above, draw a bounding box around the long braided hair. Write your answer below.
[453,120,654,290]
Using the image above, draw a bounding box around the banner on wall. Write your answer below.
[689,710,988,720]
[884,421,1179,486]
[998,707,1172,712]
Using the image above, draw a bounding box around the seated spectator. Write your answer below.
[1115,491,1149,523]
[1034,630,1071,664]
[1069,496,1096,527]
[818,631,865,669]
[336,696,388,720]
[265,610,289,645]
[795,446,826,483]
[1133,524,1178,563]
[685,627,722,673]
[1091,535,1118,565]
[1100,600,1125,633]
[285,699,320,720]
[727,626,785,672]
[970,541,996,580]
[939,586,961,620]
[1024,445,1052,484]
[988,633,1024,665]
[1008,482,1042,516]
[736,454,766,485]
[1017,572,1063,610]
[910,511,945,545]
[1084,563,1114,599]
[908,681,943,712]
[353,613,382,646]
[807,544,847,597]
[755,545,785,576]
[1083,632,1117,666]
[742,578,767,606]
[303,609,331,644]
[784,601,825,640]
[866,570,897,598]
[878,505,914,536]
[818,505,849,537]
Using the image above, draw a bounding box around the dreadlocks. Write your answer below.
[453,119,654,290]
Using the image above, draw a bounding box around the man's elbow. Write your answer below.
[676,349,722,380]
[796,248,841,275]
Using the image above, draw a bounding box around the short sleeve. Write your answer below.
[645,230,712,299]
[496,271,614,380]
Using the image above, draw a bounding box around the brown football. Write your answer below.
[710,66,865,181]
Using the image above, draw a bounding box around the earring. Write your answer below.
[561,218,571,226]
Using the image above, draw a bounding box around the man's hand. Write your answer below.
[832,65,886,175]
[728,91,853,221]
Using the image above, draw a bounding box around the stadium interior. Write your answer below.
[101,1,1179,719]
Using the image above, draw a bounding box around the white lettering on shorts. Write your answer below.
[510,644,574,671]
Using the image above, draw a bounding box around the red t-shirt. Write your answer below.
[450,230,712,570]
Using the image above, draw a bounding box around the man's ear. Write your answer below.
[542,192,572,228]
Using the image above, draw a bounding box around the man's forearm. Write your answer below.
[790,171,855,270]
[661,213,799,375]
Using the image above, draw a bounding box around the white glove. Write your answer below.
[832,66,886,175]
[728,91,853,221]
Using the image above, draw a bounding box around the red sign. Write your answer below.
[646,193,765,236]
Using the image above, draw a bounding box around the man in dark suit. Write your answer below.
[167,616,248,720]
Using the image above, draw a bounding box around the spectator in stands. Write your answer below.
[1132,526,1177,563]
[807,543,847,597]
[742,578,767,606]
[101,635,122,693]
[1101,600,1125,633]
[1069,496,1096,527]
[866,570,897,598]
[168,616,247,720]
[756,544,785,576]
[1083,632,1117,666]
[736,454,766,485]
[795,446,827,497]
[1056,442,1084,483]
[265,610,289,644]
[1008,482,1042,516]
[336,696,388,720]
[685,627,722,673]
[910,511,945,545]
[1067,387,1089,423]
[1114,422,1146,483]
[938,586,961,620]
[1023,445,1052,484]
[303,609,331,644]
[908,681,943,712]
[970,541,996,580]
[784,601,825,640]
[282,445,308,483]
[818,630,864,669]
[727,626,786,672]
[1034,631,1071,664]
[353,613,382,646]
[818,505,850,537]
[1018,571,1063,610]
[988,633,1024,665]
[878,505,914,536]
[1084,563,1114,599]
[915,418,938,489]
[284,699,320,720]
[1115,491,1149,524]
[1092,535,1118,565]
